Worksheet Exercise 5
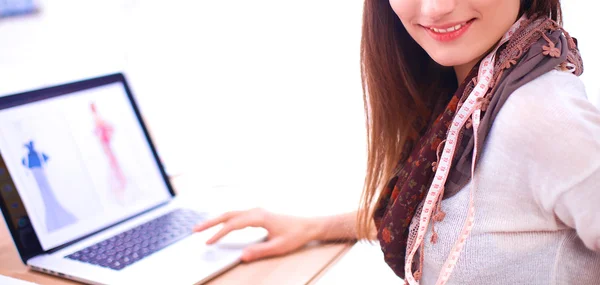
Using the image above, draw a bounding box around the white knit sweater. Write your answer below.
[414,70,600,285]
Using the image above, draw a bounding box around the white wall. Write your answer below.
[562,1,600,105]
[0,0,597,216]
[0,0,366,216]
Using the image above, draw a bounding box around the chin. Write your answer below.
[428,51,475,68]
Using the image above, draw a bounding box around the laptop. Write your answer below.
[0,73,266,285]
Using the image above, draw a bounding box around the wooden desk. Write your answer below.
[0,176,351,285]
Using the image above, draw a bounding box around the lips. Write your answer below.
[422,19,475,42]
[428,21,469,33]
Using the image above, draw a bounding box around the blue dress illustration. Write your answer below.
[22,141,77,232]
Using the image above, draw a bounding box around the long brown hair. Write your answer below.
[356,0,562,240]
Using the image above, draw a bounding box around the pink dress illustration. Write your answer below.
[90,103,127,202]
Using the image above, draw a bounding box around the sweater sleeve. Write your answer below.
[506,70,600,252]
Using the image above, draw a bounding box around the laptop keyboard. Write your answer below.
[66,209,207,270]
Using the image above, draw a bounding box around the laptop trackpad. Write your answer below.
[122,233,244,284]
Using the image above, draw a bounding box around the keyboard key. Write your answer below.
[65,209,206,271]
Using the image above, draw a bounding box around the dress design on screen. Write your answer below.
[91,103,127,203]
[21,140,77,232]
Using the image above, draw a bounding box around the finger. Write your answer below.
[193,211,241,232]
[206,213,265,244]
[241,238,291,262]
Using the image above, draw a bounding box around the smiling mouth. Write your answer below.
[427,20,471,33]
[422,19,475,42]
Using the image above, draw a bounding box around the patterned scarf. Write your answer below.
[373,15,584,279]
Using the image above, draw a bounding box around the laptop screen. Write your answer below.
[0,76,173,252]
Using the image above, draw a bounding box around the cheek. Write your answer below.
[477,0,520,22]
[388,0,420,36]
[471,0,518,10]
[482,1,521,40]
[388,0,415,23]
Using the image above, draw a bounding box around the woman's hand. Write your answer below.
[193,208,322,262]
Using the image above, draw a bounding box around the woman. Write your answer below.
[194,0,600,284]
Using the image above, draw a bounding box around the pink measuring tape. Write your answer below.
[403,17,526,285]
